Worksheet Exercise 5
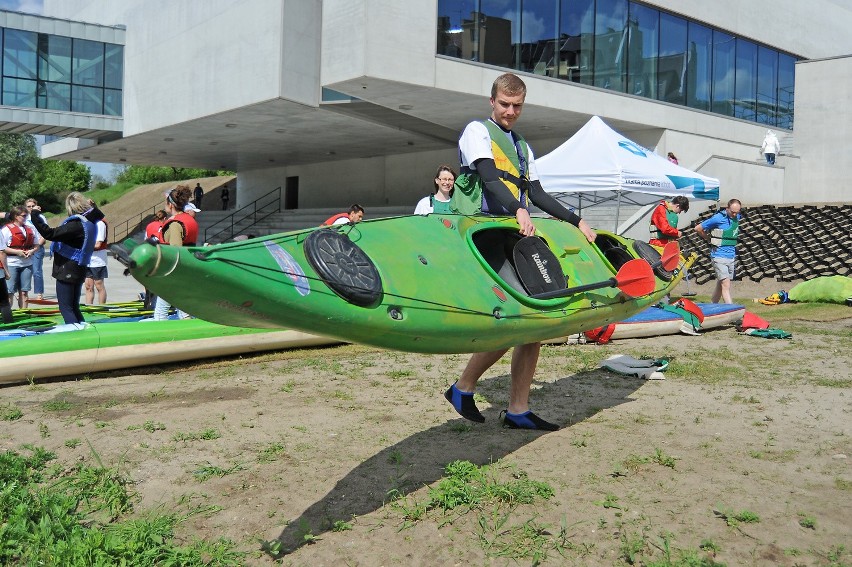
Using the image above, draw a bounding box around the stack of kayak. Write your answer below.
[114,213,695,354]
[0,302,337,385]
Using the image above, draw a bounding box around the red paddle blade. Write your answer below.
[614,258,656,297]
[674,297,705,323]
[660,241,680,271]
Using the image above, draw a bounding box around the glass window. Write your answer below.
[593,0,628,91]
[437,0,464,58]
[3,29,38,79]
[711,31,735,116]
[558,0,595,85]
[477,0,517,68]
[38,34,71,83]
[37,80,70,111]
[104,43,123,89]
[2,77,37,107]
[522,0,559,77]
[72,84,103,113]
[734,38,757,120]
[626,2,658,99]
[658,11,687,104]
[756,46,777,125]
[73,38,104,87]
[104,88,122,116]
[777,54,795,129]
[686,21,712,111]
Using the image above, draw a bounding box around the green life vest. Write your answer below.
[450,119,530,215]
[431,195,452,214]
[710,215,739,247]
[649,203,679,241]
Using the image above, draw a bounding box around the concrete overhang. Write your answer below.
[1,106,122,140]
[41,58,774,172]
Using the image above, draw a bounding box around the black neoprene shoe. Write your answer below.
[500,410,560,431]
[444,384,485,423]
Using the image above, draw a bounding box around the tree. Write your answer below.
[0,133,41,211]
[32,159,91,193]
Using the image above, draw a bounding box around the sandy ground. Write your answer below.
[2,277,850,566]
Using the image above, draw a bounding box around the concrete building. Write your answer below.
[3,0,850,215]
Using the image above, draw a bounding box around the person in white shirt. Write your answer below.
[1,205,37,308]
[84,219,109,304]
[414,165,456,215]
[24,198,47,300]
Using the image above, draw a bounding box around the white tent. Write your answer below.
[536,116,719,228]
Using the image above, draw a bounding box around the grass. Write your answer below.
[0,445,244,565]
[1,403,23,421]
[389,460,568,561]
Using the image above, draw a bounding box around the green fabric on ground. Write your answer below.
[787,276,852,304]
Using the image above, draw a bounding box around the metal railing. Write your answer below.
[112,204,161,244]
[203,186,282,244]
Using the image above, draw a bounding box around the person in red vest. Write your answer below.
[0,205,38,308]
[649,195,690,247]
[145,210,168,241]
[322,204,365,226]
[153,186,199,320]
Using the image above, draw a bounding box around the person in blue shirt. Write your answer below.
[695,198,742,304]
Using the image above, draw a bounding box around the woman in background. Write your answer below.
[153,185,198,320]
[414,165,456,215]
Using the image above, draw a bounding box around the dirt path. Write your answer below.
[2,294,849,566]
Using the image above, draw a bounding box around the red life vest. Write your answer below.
[322,212,350,226]
[93,219,109,250]
[162,212,199,245]
[145,220,163,240]
[4,223,35,249]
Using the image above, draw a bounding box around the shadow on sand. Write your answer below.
[268,367,644,556]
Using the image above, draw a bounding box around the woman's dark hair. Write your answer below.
[167,185,193,210]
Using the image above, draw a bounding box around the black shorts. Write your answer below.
[85,266,109,280]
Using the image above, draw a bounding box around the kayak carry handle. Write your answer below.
[109,244,136,270]
[531,258,655,300]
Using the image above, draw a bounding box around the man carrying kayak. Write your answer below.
[445,72,596,431]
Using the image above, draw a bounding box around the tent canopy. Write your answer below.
[535,116,720,211]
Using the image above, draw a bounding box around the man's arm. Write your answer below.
[473,158,538,235]
[527,180,596,242]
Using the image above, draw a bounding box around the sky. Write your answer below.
[1,0,118,181]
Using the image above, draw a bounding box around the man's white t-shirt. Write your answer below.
[458,120,540,181]
[88,220,108,268]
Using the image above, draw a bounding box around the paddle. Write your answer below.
[660,241,681,271]
[532,258,655,300]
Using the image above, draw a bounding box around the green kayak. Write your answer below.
[116,214,693,354]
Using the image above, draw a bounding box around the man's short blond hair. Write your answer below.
[491,73,526,99]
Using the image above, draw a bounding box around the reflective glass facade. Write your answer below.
[437,0,797,128]
[1,26,123,116]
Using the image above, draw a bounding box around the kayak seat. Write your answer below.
[472,230,527,294]
[595,234,634,270]
[633,240,673,281]
[472,230,566,297]
[512,236,567,296]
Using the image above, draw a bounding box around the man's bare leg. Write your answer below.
[446,348,509,423]
[507,342,540,414]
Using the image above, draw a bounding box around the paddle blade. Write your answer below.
[660,241,680,271]
[674,297,705,323]
[614,259,656,298]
